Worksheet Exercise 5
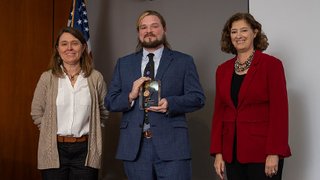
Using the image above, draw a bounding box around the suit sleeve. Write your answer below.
[105,59,132,112]
[165,56,205,115]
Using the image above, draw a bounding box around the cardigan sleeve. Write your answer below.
[31,71,50,128]
[96,71,109,126]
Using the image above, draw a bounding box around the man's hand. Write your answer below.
[129,77,150,103]
[147,98,168,113]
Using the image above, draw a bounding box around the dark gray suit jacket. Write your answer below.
[106,48,205,161]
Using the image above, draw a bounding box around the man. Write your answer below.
[106,10,205,180]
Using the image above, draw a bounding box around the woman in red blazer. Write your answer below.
[210,13,291,180]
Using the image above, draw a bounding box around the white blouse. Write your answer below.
[56,73,91,137]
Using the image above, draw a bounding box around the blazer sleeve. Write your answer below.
[266,59,291,157]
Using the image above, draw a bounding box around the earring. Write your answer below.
[57,56,62,64]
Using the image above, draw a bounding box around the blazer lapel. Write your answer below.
[238,51,261,107]
[155,48,173,80]
[224,59,237,109]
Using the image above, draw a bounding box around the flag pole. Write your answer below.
[70,0,76,27]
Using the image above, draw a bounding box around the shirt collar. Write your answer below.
[142,46,164,60]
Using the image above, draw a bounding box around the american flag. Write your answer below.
[68,0,92,54]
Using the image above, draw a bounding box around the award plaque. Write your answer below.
[139,80,161,109]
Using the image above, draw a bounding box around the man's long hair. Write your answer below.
[135,10,171,52]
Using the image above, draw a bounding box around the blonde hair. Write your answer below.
[135,10,171,51]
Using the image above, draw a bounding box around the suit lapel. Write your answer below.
[238,51,261,107]
[132,51,143,79]
[155,48,173,80]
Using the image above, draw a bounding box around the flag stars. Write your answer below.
[68,0,90,43]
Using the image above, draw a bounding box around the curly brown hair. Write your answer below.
[220,12,269,54]
[48,27,93,78]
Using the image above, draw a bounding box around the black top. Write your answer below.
[231,72,246,108]
[230,72,246,161]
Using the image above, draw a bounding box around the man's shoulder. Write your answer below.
[164,49,193,62]
[119,51,142,60]
[114,52,142,67]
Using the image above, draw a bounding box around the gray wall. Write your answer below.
[87,0,248,179]
[250,1,320,180]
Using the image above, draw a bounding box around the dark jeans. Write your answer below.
[226,158,284,180]
[41,141,98,180]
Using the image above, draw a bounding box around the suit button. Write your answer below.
[139,124,143,128]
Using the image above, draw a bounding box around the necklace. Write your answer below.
[68,72,80,81]
[234,50,255,73]
[63,66,81,82]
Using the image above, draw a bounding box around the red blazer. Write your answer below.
[210,50,291,163]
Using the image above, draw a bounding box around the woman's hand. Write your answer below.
[214,153,225,180]
[265,155,279,177]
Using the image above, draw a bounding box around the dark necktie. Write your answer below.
[142,53,155,133]
[144,53,155,79]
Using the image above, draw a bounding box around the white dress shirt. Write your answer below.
[141,47,164,77]
[56,73,91,137]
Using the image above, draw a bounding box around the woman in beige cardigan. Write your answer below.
[31,27,108,180]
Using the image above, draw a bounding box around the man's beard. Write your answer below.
[141,33,165,48]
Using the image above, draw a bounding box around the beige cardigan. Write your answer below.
[31,69,108,169]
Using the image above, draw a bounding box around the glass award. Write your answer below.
[139,80,161,110]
